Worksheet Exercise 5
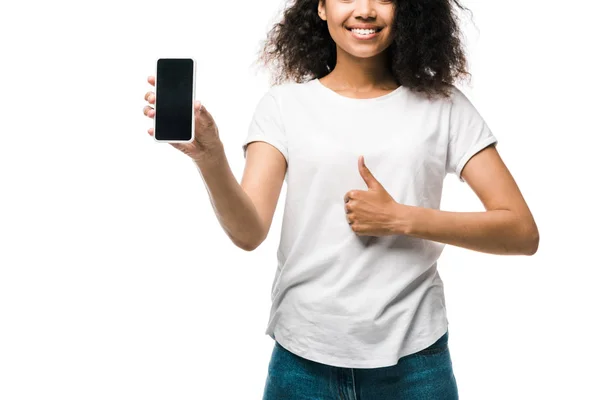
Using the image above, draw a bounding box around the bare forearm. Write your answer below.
[399,205,539,255]
[193,143,264,251]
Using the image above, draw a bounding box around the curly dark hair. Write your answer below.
[254,0,475,99]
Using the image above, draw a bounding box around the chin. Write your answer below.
[347,48,387,59]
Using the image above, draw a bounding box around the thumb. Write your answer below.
[359,155,381,189]
[194,100,215,126]
[194,100,205,115]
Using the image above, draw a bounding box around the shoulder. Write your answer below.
[427,84,482,118]
[445,84,482,109]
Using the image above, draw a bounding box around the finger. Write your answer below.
[144,91,155,103]
[359,155,371,180]
[359,155,380,189]
[148,75,155,86]
[194,100,215,127]
[194,100,209,115]
[147,127,154,136]
[344,190,356,203]
[143,105,155,117]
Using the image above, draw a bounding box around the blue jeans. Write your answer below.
[262,329,458,400]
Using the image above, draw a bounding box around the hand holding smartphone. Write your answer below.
[143,58,222,161]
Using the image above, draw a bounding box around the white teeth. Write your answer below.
[351,28,377,35]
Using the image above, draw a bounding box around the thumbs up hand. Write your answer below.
[344,156,409,237]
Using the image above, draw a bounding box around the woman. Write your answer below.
[143,0,539,398]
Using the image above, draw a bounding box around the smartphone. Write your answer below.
[154,58,196,143]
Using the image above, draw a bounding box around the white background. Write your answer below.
[1,1,598,399]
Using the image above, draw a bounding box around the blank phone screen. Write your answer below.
[155,58,194,141]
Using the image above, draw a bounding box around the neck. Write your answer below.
[326,47,397,90]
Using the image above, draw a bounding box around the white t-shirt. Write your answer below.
[241,78,497,368]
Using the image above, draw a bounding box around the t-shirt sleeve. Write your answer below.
[242,88,288,164]
[446,87,498,182]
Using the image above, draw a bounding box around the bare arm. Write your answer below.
[397,145,539,255]
[194,140,286,251]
